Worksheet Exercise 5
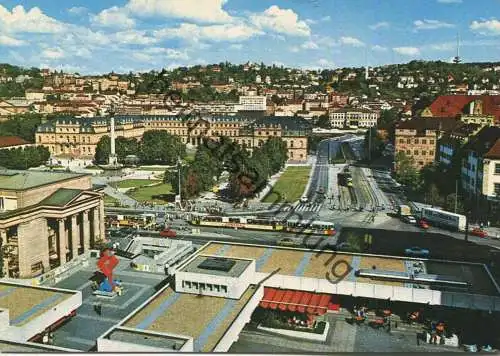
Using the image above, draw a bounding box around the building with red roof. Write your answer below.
[422,95,500,125]
[0,136,34,150]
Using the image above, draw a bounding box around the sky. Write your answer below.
[0,0,499,74]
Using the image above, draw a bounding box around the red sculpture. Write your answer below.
[97,248,119,285]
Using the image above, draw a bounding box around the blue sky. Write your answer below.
[0,0,499,74]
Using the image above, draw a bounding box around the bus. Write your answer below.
[420,207,466,232]
[338,172,353,187]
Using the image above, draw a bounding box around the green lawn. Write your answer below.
[263,166,311,203]
[127,183,173,203]
[104,194,120,206]
[113,179,160,189]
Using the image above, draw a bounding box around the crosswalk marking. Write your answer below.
[293,203,322,213]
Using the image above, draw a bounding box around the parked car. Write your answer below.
[317,187,325,195]
[404,246,430,258]
[470,228,488,238]
[277,238,301,247]
[418,219,429,229]
[403,215,417,224]
[160,228,177,238]
[300,196,308,203]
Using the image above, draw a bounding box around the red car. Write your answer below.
[160,228,177,238]
[418,219,429,229]
[470,228,488,238]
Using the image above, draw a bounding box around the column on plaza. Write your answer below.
[99,199,105,241]
[58,219,67,265]
[93,207,100,246]
[70,215,79,258]
[82,210,90,252]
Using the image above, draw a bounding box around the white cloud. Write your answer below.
[289,46,300,53]
[126,0,232,23]
[369,21,389,30]
[41,47,65,60]
[437,0,462,3]
[92,6,135,29]
[414,19,455,30]
[0,34,26,46]
[339,36,365,47]
[371,45,388,51]
[301,40,319,50]
[320,16,331,22]
[470,19,500,36]
[143,47,190,60]
[67,7,88,16]
[155,22,262,42]
[132,52,153,62]
[229,44,243,50]
[0,5,67,33]
[114,30,157,45]
[393,46,421,56]
[250,5,311,37]
[316,58,335,69]
[428,42,455,51]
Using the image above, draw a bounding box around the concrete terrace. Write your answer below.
[122,285,258,352]
[0,282,74,326]
[199,242,500,296]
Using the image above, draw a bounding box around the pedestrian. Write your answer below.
[416,333,420,346]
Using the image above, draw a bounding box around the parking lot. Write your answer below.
[51,256,166,351]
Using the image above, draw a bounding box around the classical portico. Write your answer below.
[0,170,105,279]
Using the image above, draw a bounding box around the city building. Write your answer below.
[238,96,267,111]
[438,123,481,167]
[461,126,500,205]
[421,95,500,125]
[0,136,35,151]
[238,116,311,161]
[0,169,105,278]
[329,108,379,129]
[97,240,500,352]
[36,115,309,162]
[395,118,459,170]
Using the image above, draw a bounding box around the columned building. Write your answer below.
[0,170,105,279]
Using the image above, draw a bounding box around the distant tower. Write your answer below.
[453,33,461,64]
[108,109,118,167]
[365,66,369,81]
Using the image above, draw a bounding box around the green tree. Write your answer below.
[395,151,420,190]
[0,146,50,169]
[139,130,186,165]
[94,136,111,164]
[316,114,331,129]
[260,137,288,175]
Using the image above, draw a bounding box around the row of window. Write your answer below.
[399,138,435,145]
[181,280,228,294]
[405,150,434,156]
[495,163,500,175]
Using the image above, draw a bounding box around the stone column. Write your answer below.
[82,210,90,252]
[99,199,105,241]
[70,215,79,259]
[0,229,7,277]
[58,219,67,265]
[93,207,100,247]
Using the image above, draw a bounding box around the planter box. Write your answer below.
[257,322,330,342]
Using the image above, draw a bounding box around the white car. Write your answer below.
[403,215,417,224]
[300,196,308,203]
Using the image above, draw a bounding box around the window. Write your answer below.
[422,150,427,156]
[494,183,500,196]
[495,163,500,175]
[399,139,404,144]
[0,197,4,211]
[429,151,434,156]
[430,140,435,145]
[422,139,427,144]
[407,139,411,144]
[221,285,227,293]
[414,139,419,144]
[406,150,411,155]
[414,150,419,155]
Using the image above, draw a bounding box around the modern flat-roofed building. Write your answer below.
[329,108,379,129]
[97,240,500,353]
[0,169,105,278]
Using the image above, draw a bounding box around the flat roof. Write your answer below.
[0,282,75,326]
[0,169,87,191]
[197,242,499,296]
[122,285,258,352]
[179,255,252,278]
[105,328,188,351]
[0,340,75,352]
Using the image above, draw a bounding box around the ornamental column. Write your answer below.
[58,219,67,265]
[93,207,100,247]
[82,210,90,252]
[70,215,79,259]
